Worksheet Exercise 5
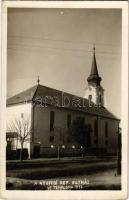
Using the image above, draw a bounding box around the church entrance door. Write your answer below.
[33,145,40,158]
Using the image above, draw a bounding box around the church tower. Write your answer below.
[84,47,104,107]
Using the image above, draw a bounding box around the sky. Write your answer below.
[7,8,122,118]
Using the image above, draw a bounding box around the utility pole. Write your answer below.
[57,145,60,160]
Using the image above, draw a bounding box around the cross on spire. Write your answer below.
[37,76,40,85]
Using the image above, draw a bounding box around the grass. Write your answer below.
[7,161,117,180]
[7,156,117,170]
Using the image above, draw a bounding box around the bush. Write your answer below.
[6,150,17,160]
[17,148,29,160]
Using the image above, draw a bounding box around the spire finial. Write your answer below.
[93,44,95,53]
[37,76,40,85]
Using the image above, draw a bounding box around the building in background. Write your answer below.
[6,48,120,158]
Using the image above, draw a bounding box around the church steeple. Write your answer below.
[87,47,102,86]
[84,47,104,107]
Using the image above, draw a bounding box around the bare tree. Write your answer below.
[8,116,31,161]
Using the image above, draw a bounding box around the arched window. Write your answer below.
[105,121,108,137]
[94,119,98,137]
[50,111,54,131]
[67,114,71,128]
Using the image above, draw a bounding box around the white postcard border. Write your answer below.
[0,1,128,200]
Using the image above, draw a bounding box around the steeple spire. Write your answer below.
[87,47,102,86]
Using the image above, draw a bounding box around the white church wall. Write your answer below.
[6,103,32,157]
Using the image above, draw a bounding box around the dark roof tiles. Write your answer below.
[7,84,119,121]
[7,85,38,105]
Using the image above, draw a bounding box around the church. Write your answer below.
[6,48,120,158]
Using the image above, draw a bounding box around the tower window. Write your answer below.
[88,95,92,106]
[50,111,54,131]
[105,122,108,137]
[99,95,102,103]
[94,119,98,137]
[67,114,71,128]
[89,95,92,101]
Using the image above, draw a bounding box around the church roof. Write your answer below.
[7,84,119,121]
[7,85,38,105]
[87,47,102,86]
